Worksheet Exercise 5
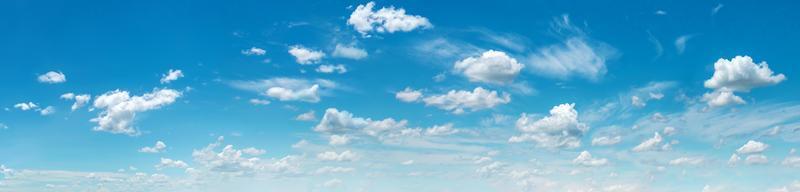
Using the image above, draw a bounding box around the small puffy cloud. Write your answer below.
[591,135,621,146]
[702,88,745,108]
[395,87,422,102]
[139,141,167,153]
[316,64,347,74]
[332,44,367,60]
[313,108,407,137]
[248,98,270,105]
[13,102,38,111]
[61,93,91,111]
[295,110,316,121]
[317,150,358,162]
[347,1,432,36]
[632,132,663,152]
[744,154,768,165]
[669,157,704,166]
[573,151,608,166]
[267,85,320,102]
[230,78,337,103]
[736,140,768,154]
[421,87,510,114]
[453,50,524,84]
[329,135,351,146]
[91,89,182,135]
[323,178,342,188]
[155,158,189,170]
[509,103,588,149]
[526,37,613,81]
[160,69,184,84]
[241,47,266,56]
[39,106,55,116]
[424,123,458,136]
[37,71,66,84]
[288,45,325,65]
[192,137,295,174]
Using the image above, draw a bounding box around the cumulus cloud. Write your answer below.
[573,151,608,166]
[424,123,459,136]
[736,140,768,154]
[160,69,184,84]
[13,102,38,111]
[632,132,663,152]
[288,45,325,64]
[347,1,432,36]
[91,89,182,135]
[453,50,524,84]
[323,178,342,188]
[313,108,407,137]
[295,110,316,121]
[332,44,367,60]
[61,93,91,111]
[591,135,621,146]
[317,150,358,162]
[241,47,266,56]
[192,136,294,174]
[37,71,66,84]
[702,56,786,107]
[316,64,347,74]
[669,157,704,166]
[329,135,351,146]
[139,141,167,153]
[155,158,188,170]
[39,106,55,116]
[395,87,422,102]
[266,85,320,102]
[230,78,337,103]
[509,103,588,149]
[421,87,510,114]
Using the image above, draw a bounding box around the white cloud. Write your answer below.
[91,89,182,135]
[13,102,38,111]
[453,50,524,85]
[332,44,367,60]
[509,103,588,149]
[329,135,351,146]
[37,71,66,84]
[347,1,432,36]
[631,96,645,107]
[424,123,459,136]
[702,88,746,108]
[702,56,785,107]
[61,93,91,111]
[674,35,692,54]
[745,154,768,165]
[322,178,342,188]
[573,151,608,166]
[395,87,422,102]
[248,98,270,105]
[230,78,337,103]
[288,45,325,64]
[317,150,358,162]
[160,69,184,84]
[266,85,320,102]
[421,87,510,114]
[591,135,621,146]
[295,110,316,121]
[632,132,663,152]
[241,47,266,56]
[139,141,167,153]
[526,37,613,81]
[316,64,347,74]
[155,158,188,170]
[39,106,55,116]
[736,140,768,154]
[669,157,704,166]
[191,136,289,174]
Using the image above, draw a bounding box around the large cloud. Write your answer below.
[702,56,786,107]
[91,89,181,135]
[421,87,511,114]
[509,103,588,149]
[347,2,432,36]
[453,50,524,85]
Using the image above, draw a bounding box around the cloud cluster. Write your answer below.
[91,89,182,135]
[241,47,266,56]
[509,103,588,148]
[230,78,337,103]
[348,2,432,36]
[139,141,167,153]
[703,56,786,107]
[573,151,608,166]
[61,93,91,111]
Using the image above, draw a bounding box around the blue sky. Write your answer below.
[1,0,800,191]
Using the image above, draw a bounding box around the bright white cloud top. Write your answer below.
[348,1,432,35]
[37,71,66,84]
[454,50,524,85]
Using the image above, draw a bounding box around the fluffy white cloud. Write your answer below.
[230,78,337,103]
[160,69,183,84]
[155,158,188,170]
[421,87,510,114]
[91,89,181,135]
[424,123,459,136]
[241,147,266,156]
[317,150,358,162]
[329,135,351,146]
[288,45,325,65]
[509,103,588,149]
[192,136,284,174]
[669,157,704,166]
[395,87,422,102]
[573,151,608,166]
[704,56,786,91]
[736,140,768,154]
[591,135,621,146]
[313,108,407,137]
[37,71,66,84]
[632,132,663,152]
[702,88,746,108]
[139,141,167,153]
[241,47,266,56]
[295,110,316,121]
[316,64,347,74]
[13,102,38,111]
[453,50,524,84]
[347,1,432,36]
[332,44,367,60]
[61,93,91,111]
[745,154,768,165]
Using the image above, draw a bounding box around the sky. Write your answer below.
[1,0,800,191]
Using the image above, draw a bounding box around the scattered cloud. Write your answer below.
[736,140,768,154]
[91,89,182,135]
[295,110,316,121]
[160,69,184,84]
[317,150,358,162]
[421,87,510,114]
[241,47,266,56]
[288,45,325,65]
[509,103,588,149]
[702,56,786,108]
[453,50,524,85]
[347,1,432,36]
[61,93,91,111]
[573,151,608,166]
[395,87,422,102]
[37,71,66,84]
[316,64,347,74]
[139,141,167,153]
[332,44,367,60]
